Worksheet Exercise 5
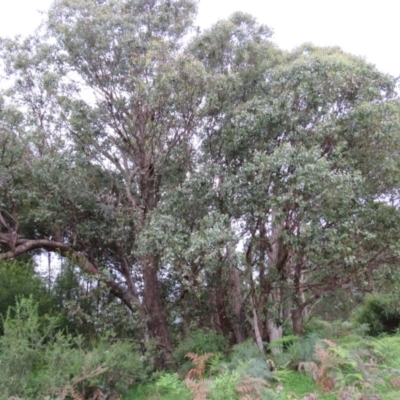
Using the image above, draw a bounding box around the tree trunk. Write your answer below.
[212,279,234,338]
[267,318,283,355]
[142,255,172,367]
[250,295,265,355]
[292,307,304,335]
[138,168,173,367]
[230,267,246,343]
[265,209,286,354]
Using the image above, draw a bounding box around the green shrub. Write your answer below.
[229,340,275,383]
[260,388,283,400]
[210,370,240,400]
[173,328,228,370]
[0,260,54,333]
[0,297,149,399]
[303,318,335,338]
[366,335,400,369]
[155,372,191,398]
[0,296,55,397]
[285,333,321,369]
[353,293,400,336]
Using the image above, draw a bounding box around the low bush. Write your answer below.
[353,293,400,336]
[303,318,335,338]
[209,370,240,400]
[0,297,149,399]
[173,328,228,373]
[155,372,191,399]
[229,340,275,383]
[271,334,321,370]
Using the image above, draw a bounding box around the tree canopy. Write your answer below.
[1,0,400,364]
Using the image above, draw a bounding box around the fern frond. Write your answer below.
[237,374,267,400]
[298,361,323,381]
[185,352,214,380]
[185,378,210,400]
[390,375,400,388]
[186,367,203,380]
[337,385,358,400]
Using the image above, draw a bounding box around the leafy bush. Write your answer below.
[210,370,240,400]
[366,335,400,369]
[259,388,283,400]
[303,318,335,338]
[353,293,400,336]
[273,334,321,369]
[229,340,275,383]
[0,260,54,333]
[173,328,228,370]
[155,372,191,398]
[0,297,149,399]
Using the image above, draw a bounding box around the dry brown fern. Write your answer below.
[237,374,267,400]
[298,347,336,393]
[337,385,358,400]
[185,352,214,381]
[185,377,210,400]
[302,394,318,400]
[390,375,400,389]
[315,344,337,369]
[185,353,213,400]
[298,361,323,381]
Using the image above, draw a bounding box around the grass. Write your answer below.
[278,371,336,400]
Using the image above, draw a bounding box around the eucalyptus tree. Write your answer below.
[1,0,400,361]
[186,12,280,347]
[0,0,205,363]
[195,34,400,341]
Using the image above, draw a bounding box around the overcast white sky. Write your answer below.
[0,0,399,76]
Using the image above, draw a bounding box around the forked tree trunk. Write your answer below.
[250,295,265,355]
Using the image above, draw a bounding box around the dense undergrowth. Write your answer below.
[126,329,400,400]
[0,297,150,399]
[2,297,400,399]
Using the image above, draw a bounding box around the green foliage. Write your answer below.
[231,339,264,361]
[123,332,400,400]
[209,370,240,400]
[303,318,335,338]
[0,297,149,399]
[278,370,316,397]
[353,293,400,336]
[273,334,322,369]
[260,388,283,400]
[229,340,275,383]
[0,260,53,332]
[366,335,400,369]
[53,264,143,341]
[155,373,191,398]
[173,329,228,367]
[1,0,400,370]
